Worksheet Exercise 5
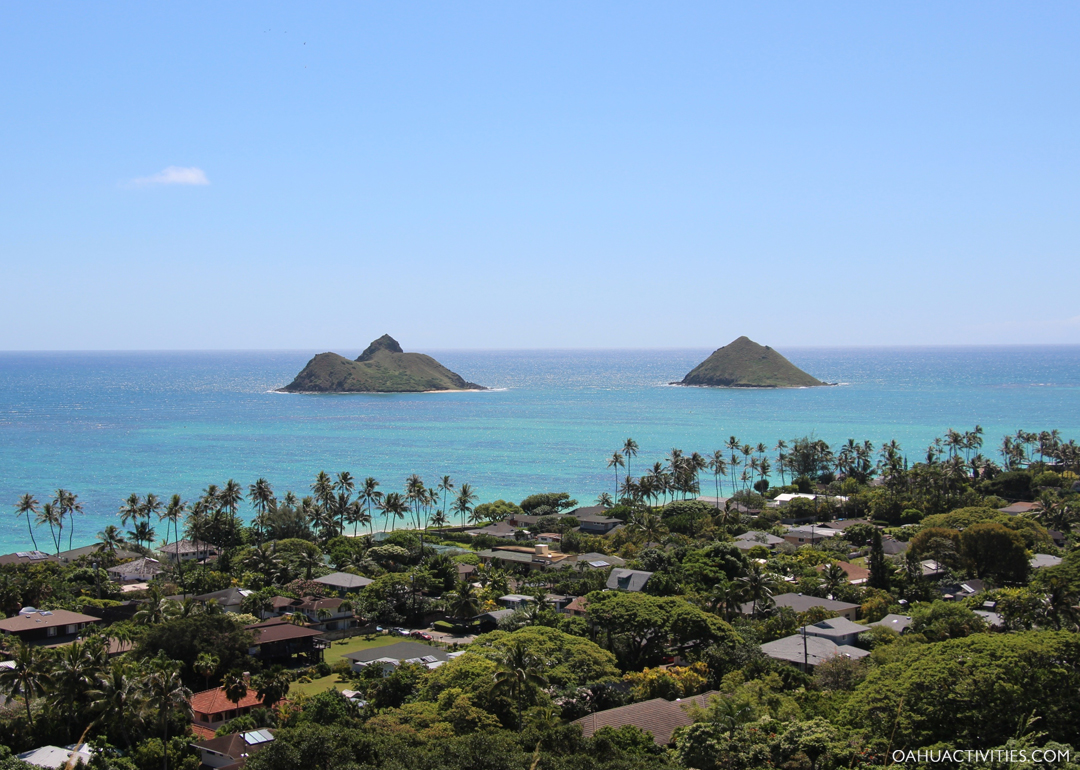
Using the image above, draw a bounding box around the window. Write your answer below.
[47,626,58,637]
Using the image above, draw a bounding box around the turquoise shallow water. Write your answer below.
[1,347,1078,553]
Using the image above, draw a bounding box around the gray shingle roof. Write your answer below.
[760,634,870,667]
[313,572,373,590]
[606,568,653,592]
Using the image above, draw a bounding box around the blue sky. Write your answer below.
[2,3,1078,350]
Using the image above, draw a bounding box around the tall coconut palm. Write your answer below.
[607,452,624,504]
[36,502,63,555]
[739,564,777,618]
[453,484,477,529]
[311,471,334,518]
[774,439,789,485]
[437,476,455,524]
[345,501,370,538]
[87,660,139,748]
[333,472,356,533]
[820,563,847,596]
[248,479,275,546]
[622,438,639,480]
[429,509,449,531]
[726,436,742,496]
[446,580,481,619]
[194,652,219,691]
[0,641,51,734]
[160,495,186,554]
[404,474,425,531]
[49,640,98,738]
[96,525,125,561]
[708,451,727,506]
[379,492,408,532]
[143,655,192,770]
[595,492,614,508]
[118,494,142,546]
[492,640,549,715]
[53,489,83,551]
[137,493,162,551]
[359,478,382,535]
[14,494,41,552]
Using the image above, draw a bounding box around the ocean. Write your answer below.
[1,346,1078,554]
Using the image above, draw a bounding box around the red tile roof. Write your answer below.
[190,724,217,740]
[189,686,268,715]
[565,597,588,613]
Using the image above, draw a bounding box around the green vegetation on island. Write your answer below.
[674,336,828,388]
[279,335,486,393]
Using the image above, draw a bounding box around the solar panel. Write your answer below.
[588,560,609,568]
[15,552,28,558]
[242,730,274,745]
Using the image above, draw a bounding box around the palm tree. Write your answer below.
[739,564,777,617]
[254,667,291,707]
[437,475,455,525]
[726,436,742,496]
[87,660,139,748]
[334,471,356,533]
[622,438,639,480]
[453,484,477,529]
[96,525,125,560]
[446,580,481,619]
[36,502,63,554]
[405,474,426,531]
[54,488,83,551]
[345,501,371,537]
[222,669,248,708]
[821,563,847,596]
[118,494,142,546]
[607,452,624,504]
[49,640,98,738]
[379,492,408,532]
[311,471,335,520]
[706,581,745,622]
[194,652,219,691]
[430,509,449,531]
[708,451,727,505]
[14,494,41,552]
[492,641,549,716]
[161,495,186,553]
[248,478,275,546]
[143,655,193,770]
[299,548,323,581]
[775,439,788,485]
[595,492,614,507]
[0,641,51,734]
[358,478,382,535]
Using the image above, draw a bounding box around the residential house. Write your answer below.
[159,539,217,564]
[742,593,860,621]
[818,519,872,533]
[191,729,275,769]
[537,533,562,544]
[190,686,276,735]
[167,587,256,613]
[245,618,326,662]
[497,594,535,611]
[1031,554,1063,570]
[0,608,101,645]
[998,502,1038,516]
[572,692,720,746]
[313,572,373,597]
[465,521,519,539]
[814,561,870,584]
[782,528,838,547]
[0,550,56,567]
[107,557,165,583]
[16,744,94,769]
[734,531,784,550]
[577,514,622,535]
[456,562,477,581]
[870,614,913,634]
[471,609,514,633]
[605,568,653,592]
[760,634,869,671]
[799,617,868,647]
[939,579,985,601]
[565,596,588,617]
[880,537,909,555]
[343,641,455,674]
[268,596,354,631]
[696,496,729,509]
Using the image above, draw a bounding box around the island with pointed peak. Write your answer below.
[673,336,832,388]
[278,335,487,393]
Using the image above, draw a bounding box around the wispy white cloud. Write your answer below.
[127,166,210,187]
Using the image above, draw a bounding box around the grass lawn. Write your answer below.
[289,634,434,697]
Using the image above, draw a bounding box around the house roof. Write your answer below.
[313,572,373,590]
[246,619,324,644]
[343,641,449,664]
[880,537,909,555]
[467,522,518,537]
[998,502,1038,515]
[1031,554,1062,569]
[17,744,94,769]
[735,531,785,546]
[571,552,626,568]
[271,596,344,613]
[801,617,867,638]
[569,505,611,518]
[565,596,588,613]
[167,586,254,606]
[0,609,100,633]
[0,550,57,567]
[606,568,653,592]
[815,561,870,583]
[760,634,870,667]
[785,527,838,539]
[192,729,275,759]
[572,692,719,745]
[871,614,913,633]
[819,519,871,531]
[107,557,164,579]
[744,593,860,615]
[189,686,268,715]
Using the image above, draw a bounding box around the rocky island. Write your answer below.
[673,336,829,388]
[279,335,486,393]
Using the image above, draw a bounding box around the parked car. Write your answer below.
[393,627,410,636]
[410,630,433,641]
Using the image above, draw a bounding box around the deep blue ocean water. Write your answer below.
[1,347,1078,554]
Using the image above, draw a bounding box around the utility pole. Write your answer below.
[802,624,808,672]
